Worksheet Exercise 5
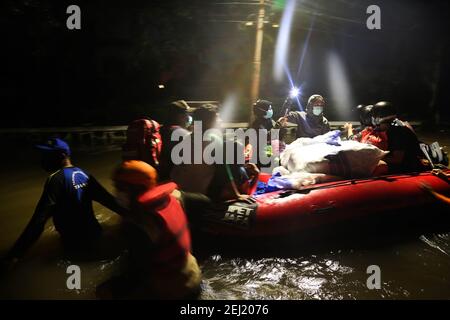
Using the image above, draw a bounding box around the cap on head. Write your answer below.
[253,99,272,117]
[169,100,192,114]
[193,104,219,122]
[253,99,272,111]
[307,94,325,107]
[372,101,397,124]
[113,160,158,190]
[35,138,71,156]
[357,104,374,126]
[355,104,366,112]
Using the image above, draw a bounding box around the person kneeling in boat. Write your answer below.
[344,104,388,151]
[1,138,126,272]
[96,160,202,299]
[371,101,424,174]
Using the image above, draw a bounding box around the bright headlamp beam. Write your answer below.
[327,51,354,118]
[296,16,316,82]
[273,0,296,83]
[290,87,300,98]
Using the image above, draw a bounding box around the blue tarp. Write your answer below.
[254,131,342,195]
[255,172,294,195]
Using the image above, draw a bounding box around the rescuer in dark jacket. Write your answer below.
[277,94,331,138]
[371,101,423,173]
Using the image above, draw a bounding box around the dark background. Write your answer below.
[1,0,449,127]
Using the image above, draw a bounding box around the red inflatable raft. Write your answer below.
[196,170,450,237]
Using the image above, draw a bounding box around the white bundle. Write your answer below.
[278,131,388,178]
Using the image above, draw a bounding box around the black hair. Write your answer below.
[193,104,219,122]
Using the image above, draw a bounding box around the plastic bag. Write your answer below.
[280,131,388,178]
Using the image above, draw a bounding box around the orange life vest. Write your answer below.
[360,127,388,151]
[138,182,191,270]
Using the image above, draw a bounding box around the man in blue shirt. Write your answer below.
[2,138,126,267]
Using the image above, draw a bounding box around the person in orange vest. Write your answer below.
[344,104,388,151]
[96,160,202,299]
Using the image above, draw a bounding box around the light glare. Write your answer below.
[290,87,300,98]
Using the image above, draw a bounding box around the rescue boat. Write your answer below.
[193,169,450,238]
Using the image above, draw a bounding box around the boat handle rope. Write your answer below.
[271,170,443,199]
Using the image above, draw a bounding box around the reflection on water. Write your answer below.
[420,234,450,257]
[5,211,450,299]
[200,256,354,300]
[0,212,128,300]
[199,233,450,300]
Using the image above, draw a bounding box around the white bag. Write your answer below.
[279,132,388,178]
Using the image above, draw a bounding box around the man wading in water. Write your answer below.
[1,138,126,271]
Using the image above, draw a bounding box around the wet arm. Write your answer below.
[6,197,53,260]
[275,112,298,127]
[285,111,300,124]
[89,176,128,216]
[239,164,260,195]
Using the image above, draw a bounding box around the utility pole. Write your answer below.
[250,0,266,123]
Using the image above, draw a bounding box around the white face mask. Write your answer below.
[116,191,131,210]
[186,115,193,127]
[312,106,323,116]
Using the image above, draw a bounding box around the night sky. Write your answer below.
[1,0,449,127]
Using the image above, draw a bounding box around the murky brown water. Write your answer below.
[0,130,449,300]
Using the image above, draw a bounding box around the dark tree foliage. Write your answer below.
[0,0,449,127]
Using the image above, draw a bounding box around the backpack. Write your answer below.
[122,119,162,168]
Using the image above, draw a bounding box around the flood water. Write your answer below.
[0,130,449,300]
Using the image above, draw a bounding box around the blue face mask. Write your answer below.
[264,108,273,119]
[312,106,323,116]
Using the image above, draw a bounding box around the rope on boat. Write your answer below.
[290,171,429,194]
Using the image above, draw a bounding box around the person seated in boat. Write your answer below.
[1,138,127,271]
[277,94,331,139]
[159,100,193,181]
[251,99,275,131]
[170,104,260,202]
[371,101,424,174]
[96,160,202,299]
[250,99,277,168]
[344,104,388,151]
